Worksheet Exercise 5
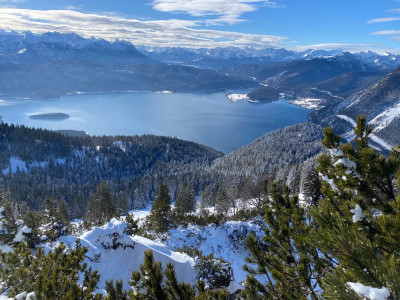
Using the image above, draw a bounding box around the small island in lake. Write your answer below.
[29,113,70,120]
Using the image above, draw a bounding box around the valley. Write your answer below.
[0,26,400,299]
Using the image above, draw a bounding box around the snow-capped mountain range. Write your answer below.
[0,30,152,64]
[0,30,398,70]
[138,45,400,70]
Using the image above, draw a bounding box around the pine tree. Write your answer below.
[105,279,128,300]
[84,181,118,228]
[40,198,70,240]
[175,182,196,214]
[148,183,171,233]
[34,242,101,299]
[129,250,166,299]
[241,183,330,300]
[0,195,17,244]
[215,189,231,214]
[0,242,101,299]
[308,115,400,298]
[129,250,228,300]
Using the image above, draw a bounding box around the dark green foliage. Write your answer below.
[231,209,259,221]
[0,242,101,299]
[84,181,119,228]
[178,246,233,290]
[129,250,166,299]
[40,198,70,241]
[175,181,196,214]
[172,211,227,227]
[195,281,229,300]
[309,116,400,298]
[22,210,42,248]
[148,183,171,233]
[0,243,37,296]
[105,280,129,300]
[0,192,17,244]
[124,214,140,236]
[241,183,329,300]
[164,263,196,300]
[129,250,228,300]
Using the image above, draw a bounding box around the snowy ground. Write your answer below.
[369,103,400,132]
[226,93,259,103]
[165,219,265,283]
[2,156,66,175]
[336,114,393,151]
[287,98,324,110]
[41,219,196,294]
[226,93,249,102]
[1,200,264,296]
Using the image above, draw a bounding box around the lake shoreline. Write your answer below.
[0,91,310,153]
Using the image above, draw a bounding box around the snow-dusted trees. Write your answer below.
[298,157,321,207]
[129,250,229,299]
[0,193,18,245]
[0,242,100,298]
[241,116,400,299]
[308,116,400,298]
[241,183,328,299]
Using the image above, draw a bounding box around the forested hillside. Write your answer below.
[0,122,328,218]
[1,116,400,299]
[0,123,222,217]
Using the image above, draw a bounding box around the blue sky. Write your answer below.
[0,0,399,51]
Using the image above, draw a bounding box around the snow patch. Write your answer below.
[369,134,393,151]
[166,219,265,284]
[369,102,400,132]
[350,204,365,223]
[12,225,31,243]
[43,219,196,291]
[2,157,27,175]
[328,149,344,157]
[287,98,324,110]
[113,141,132,152]
[319,173,340,192]
[334,158,357,169]
[337,115,357,127]
[347,282,390,300]
[226,93,249,102]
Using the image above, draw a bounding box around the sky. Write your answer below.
[0,0,399,52]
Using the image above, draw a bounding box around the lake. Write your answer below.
[0,92,310,153]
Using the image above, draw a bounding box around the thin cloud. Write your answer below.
[367,17,400,24]
[0,8,286,48]
[64,6,82,10]
[372,30,400,35]
[151,0,278,24]
[387,8,400,13]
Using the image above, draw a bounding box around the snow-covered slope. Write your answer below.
[41,219,196,292]
[166,219,265,283]
[310,66,400,147]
